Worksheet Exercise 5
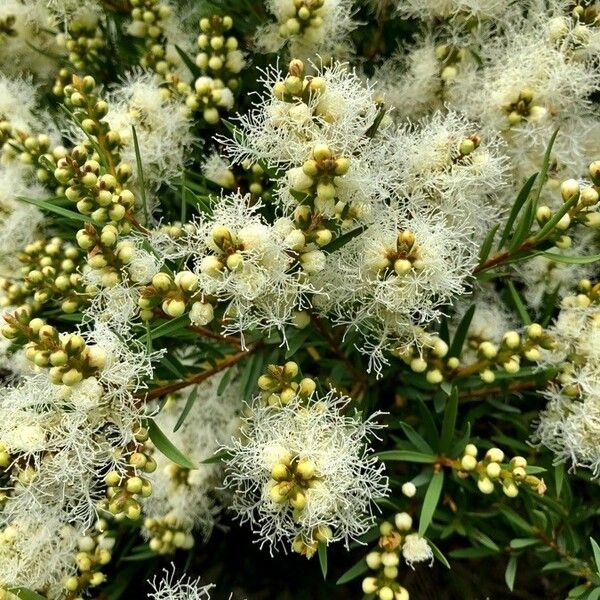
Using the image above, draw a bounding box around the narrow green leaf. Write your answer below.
[448,305,475,358]
[285,328,311,359]
[508,197,535,252]
[428,540,451,569]
[131,126,148,224]
[18,196,94,223]
[507,281,531,325]
[497,173,538,249]
[531,128,560,207]
[376,450,437,463]
[336,558,368,585]
[478,223,500,264]
[590,538,600,574]
[449,546,498,558]
[147,419,196,469]
[323,226,365,254]
[399,421,434,453]
[174,44,202,77]
[141,315,190,342]
[539,252,600,265]
[532,194,579,242]
[439,387,458,453]
[509,538,539,549]
[173,386,199,432]
[7,589,47,600]
[318,542,328,579]
[418,470,444,536]
[201,448,231,464]
[555,463,565,497]
[505,555,518,591]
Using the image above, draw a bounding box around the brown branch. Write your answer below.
[140,344,258,401]
[188,325,243,347]
[458,380,544,402]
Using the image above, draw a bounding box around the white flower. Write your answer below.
[149,564,214,600]
[203,152,236,189]
[256,0,357,60]
[105,70,194,187]
[401,533,434,567]
[222,391,389,553]
[313,207,475,373]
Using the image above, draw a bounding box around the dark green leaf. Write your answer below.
[201,449,231,464]
[509,538,539,549]
[428,540,451,569]
[131,126,148,224]
[18,196,94,223]
[418,470,444,536]
[507,281,531,325]
[591,538,600,574]
[497,173,538,249]
[147,419,196,469]
[336,558,368,585]
[318,542,328,580]
[173,386,199,432]
[448,305,475,358]
[323,226,365,254]
[439,387,458,453]
[7,589,47,600]
[174,44,202,77]
[505,555,518,591]
[539,252,600,265]
[375,450,437,463]
[478,223,500,264]
[533,194,579,242]
[141,315,190,342]
[399,421,434,453]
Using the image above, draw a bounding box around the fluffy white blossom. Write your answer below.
[105,71,194,187]
[149,565,215,600]
[401,533,434,567]
[222,391,389,553]
[255,0,357,60]
[313,208,475,372]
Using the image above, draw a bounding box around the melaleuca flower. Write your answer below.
[0,1,58,78]
[534,293,600,474]
[0,510,81,597]
[384,110,509,232]
[177,192,317,338]
[255,0,357,60]
[221,60,395,221]
[313,207,474,373]
[401,533,434,567]
[396,0,517,23]
[222,391,389,555]
[202,151,236,189]
[149,564,215,600]
[142,371,242,550]
[105,70,194,188]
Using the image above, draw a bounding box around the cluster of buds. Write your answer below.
[276,0,326,41]
[373,229,424,281]
[288,143,350,218]
[101,425,156,520]
[241,160,270,200]
[196,16,245,91]
[185,75,235,124]
[457,444,547,497]
[1,310,106,385]
[272,59,325,106]
[138,269,213,324]
[56,14,106,72]
[504,88,547,126]
[269,452,320,518]
[257,361,316,406]
[0,125,68,190]
[536,165,600,241]
[77,224,141,288]
[548,4,599,48]
[64,525,115,596]
[361,514,427,600]
[400,324,554,385]
[127,0,180,80]
[434,44,467,84]
[291,525,332,558]
[56,76,135,226]
[0,237,90,314]
[144,513,195,554]
[395,334,450,385]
